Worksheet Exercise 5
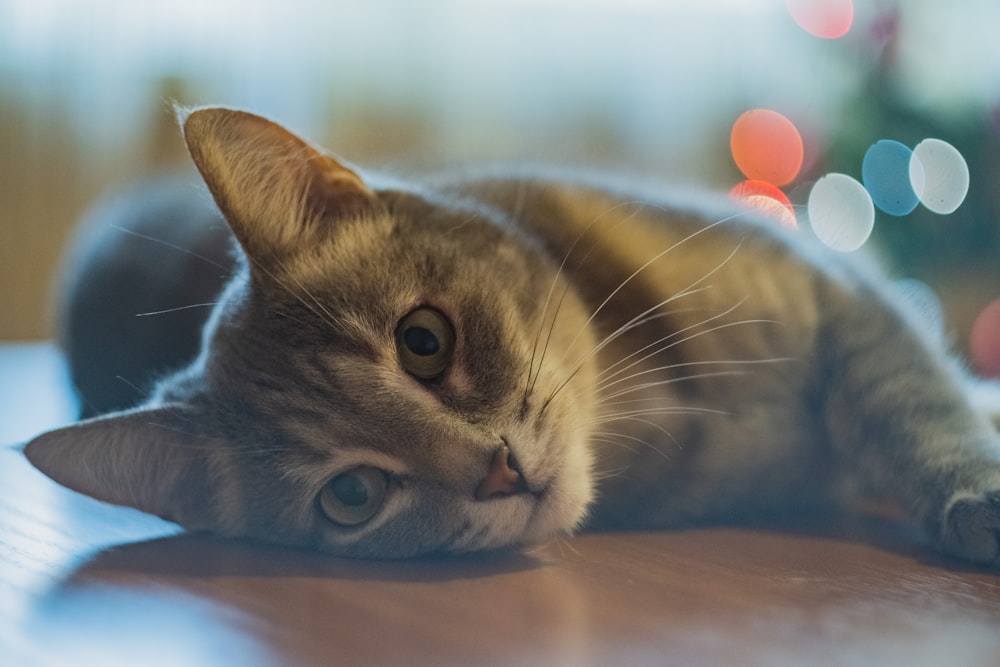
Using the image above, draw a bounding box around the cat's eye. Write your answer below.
[396,307,455,380]
[318,466,388,527]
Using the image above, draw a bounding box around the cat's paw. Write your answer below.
[939,489,1000,565]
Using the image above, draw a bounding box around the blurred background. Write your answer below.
[1,0,999,362]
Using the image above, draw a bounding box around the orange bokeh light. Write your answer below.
[730,109,804,188]
[730,180,797,229]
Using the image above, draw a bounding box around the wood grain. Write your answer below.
[3,343,1000,666]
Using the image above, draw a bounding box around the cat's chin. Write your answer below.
[517,473,592,548]
[511,437,596,548]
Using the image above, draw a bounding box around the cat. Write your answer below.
[24,106,1000,563]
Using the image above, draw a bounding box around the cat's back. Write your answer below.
[436,167,841,340]
[433,166,835,277]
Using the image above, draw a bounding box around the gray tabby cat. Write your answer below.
[25,107,1000,563]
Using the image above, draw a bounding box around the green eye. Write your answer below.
[318,466,388,527]
[396,307,455,380]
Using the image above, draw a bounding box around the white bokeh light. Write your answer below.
[807,173,875,252]
[910,138,969,215]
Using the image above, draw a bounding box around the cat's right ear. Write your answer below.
[177,106,377,265]
[24,405,221,532]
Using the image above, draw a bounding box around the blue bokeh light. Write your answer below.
[861,140,920,216]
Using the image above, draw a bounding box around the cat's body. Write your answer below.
[26,108,1000,563]
[59,175,234,417]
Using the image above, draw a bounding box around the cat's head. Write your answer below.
[25,107,598,558]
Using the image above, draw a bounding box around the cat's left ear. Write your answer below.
[177,105,377,265]
[24,405,220,531]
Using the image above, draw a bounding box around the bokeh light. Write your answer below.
[730,180,797,228]
[970,299,1000,379]
[730,109,804,187]
[785,0,854,39]
[911,138,969,215]
[862,140,921,216]
[807,173,875,252]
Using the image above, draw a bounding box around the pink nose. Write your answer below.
[475,445,525,501]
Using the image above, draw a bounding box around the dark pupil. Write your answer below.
[331,474,369,507]
[403,326,440,356]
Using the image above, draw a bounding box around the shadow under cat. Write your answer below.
[55,532,542,584]
[51,501,978,589]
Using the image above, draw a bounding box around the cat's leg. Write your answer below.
[820,285,1000,565]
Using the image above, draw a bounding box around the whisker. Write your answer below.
[540,231,747,415]
[528,285,572,401]
[591,405,730,424]
[591,429,671,461]
[598,352,794,395]
[557,217,743,367]
[110,224,232,272]
[135,302,219,318]
[583,294,707,366]
[594,395,733,414]
[551,534,583,559]
[445,211,482,235]
[242,252,340,331]
[595,300,746,384]
[270,255,341,329]
[598,369,752,402]
[589,435,640,456]
[615,416,679,448]
[538,299,701,416]
[584,240,745,377]
[590,464,631,482]
[112,374,149,400]
[524,200,643,403]
[273,311,309,326]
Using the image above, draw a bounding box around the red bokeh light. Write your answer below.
[730,180,797,229]
[730,109,804,188]
[970,299,1000,379]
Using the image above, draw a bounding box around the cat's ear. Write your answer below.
[24,405,219,530]
[177,105,376,264]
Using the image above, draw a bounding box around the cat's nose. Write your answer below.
[475,444,529,501]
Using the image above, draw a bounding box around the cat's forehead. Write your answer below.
[271,190,536,315]
[286,190,487,269]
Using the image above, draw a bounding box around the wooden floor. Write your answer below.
[4,343,1000,666]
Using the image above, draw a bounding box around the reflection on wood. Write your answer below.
[4,344,1000,666]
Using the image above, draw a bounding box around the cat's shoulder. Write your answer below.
[414,163,736,217]
[413,164,807,252]
[409,164,880,292]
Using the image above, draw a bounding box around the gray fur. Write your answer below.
[25,108,1000,563]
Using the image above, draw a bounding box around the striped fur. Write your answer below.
[25,107,1000,563]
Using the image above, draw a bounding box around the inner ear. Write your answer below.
[178,106,377,266]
